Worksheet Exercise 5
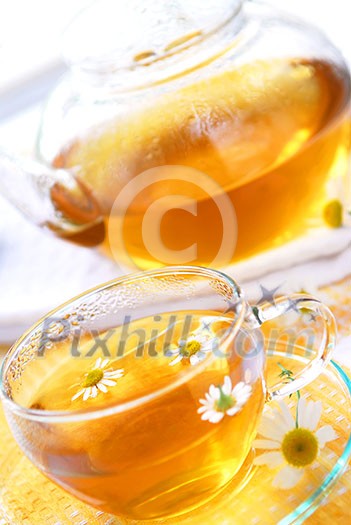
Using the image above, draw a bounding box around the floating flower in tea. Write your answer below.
[198,376,252,424]
[167,332,214,366]
[71,358,124,401]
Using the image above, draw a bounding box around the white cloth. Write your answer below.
[1,186,350,342]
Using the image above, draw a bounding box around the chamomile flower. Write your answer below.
[71,358,124,402]
[167,333,214,366]
[198,376,252,424]
[253,397,337,489]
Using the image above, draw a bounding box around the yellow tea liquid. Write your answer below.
[15,312,264,519]
[53,58,351,268]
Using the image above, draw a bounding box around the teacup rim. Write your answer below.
[0,265,246,423]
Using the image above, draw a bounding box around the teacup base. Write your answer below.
[143,449,256,523]
[120,449,256,522]
[184,449,256,518]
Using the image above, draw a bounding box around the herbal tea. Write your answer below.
[53,58,350,267]
[14,311,264,519]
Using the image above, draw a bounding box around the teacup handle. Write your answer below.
[253,293,336,400]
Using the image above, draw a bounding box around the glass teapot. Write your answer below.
[0,0,350,270]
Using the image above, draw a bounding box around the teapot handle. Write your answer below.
[0,150,105,246]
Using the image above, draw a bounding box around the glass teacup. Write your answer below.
[0,267,336,520]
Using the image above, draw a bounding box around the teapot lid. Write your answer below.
[62,0,243,92]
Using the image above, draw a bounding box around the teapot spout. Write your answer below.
[0,150,105,246]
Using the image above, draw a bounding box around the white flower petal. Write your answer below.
[253,439,280,450]
[278,400,295,430]
[232,382,251,399]
[316,425,338,448]
[169,354,183,366]
[208,411,225,424]
[97,383,108,393]
[165,345,180,357]
[272,465,304,489]
[209,385,220,400]
[267,407,293,434]
[101,378,117,387]
[303,398,316,429]
[101,359,110,369]
[104,372,119,379]
[308,401,323,431]
[91,386,98,398]
[199,397,214,407]
[237,396,250,408]
[190,354,201,365]
[233,387,251,407]
[253,451,284,468]
[242,381,252,392]
[223,376,233,395]
[104,369,124,378]
[297,397,308,428]
[258,414,287,441]
[200,408,224,423]
[298,397,323,430]
[198,405,209,414]
[192,333,208,344]
[83,387,91,401]
[71,389,84,401]
[231,381,244,394]
[94,358,102,369]
[226,406,240,416]
[201,341,213,353]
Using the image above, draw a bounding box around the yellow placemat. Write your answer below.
[304,373,351,525]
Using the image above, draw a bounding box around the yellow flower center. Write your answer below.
[180,340,202,357]
[323,199,343,228]
[82,368,104,388]
[281,428,318,467]
[215,387,236,412]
